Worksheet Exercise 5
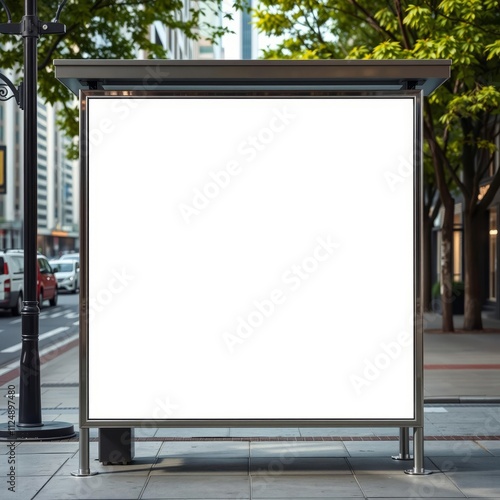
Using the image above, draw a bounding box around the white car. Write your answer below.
[0,251,24,315]
[59,252,80,262]
[50,259,80,293]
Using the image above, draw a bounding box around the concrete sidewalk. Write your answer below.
[0,311,499,499]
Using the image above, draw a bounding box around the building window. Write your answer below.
[489,208,497,301]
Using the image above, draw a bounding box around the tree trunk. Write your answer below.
[440,200,455,332]
[463,209,484,330]
[422,215,433,312]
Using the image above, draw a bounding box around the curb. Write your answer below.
[425,396,500,404]
[0,335,79,387]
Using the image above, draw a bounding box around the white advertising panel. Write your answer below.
[86,96,416,422]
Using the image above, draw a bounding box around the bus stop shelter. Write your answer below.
[54,58,451,476]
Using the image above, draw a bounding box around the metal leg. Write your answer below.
[392,427,413,460]
[71,428,97,477]
[405,426,432,475]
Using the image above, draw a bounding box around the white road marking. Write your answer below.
[0,332,78,376]
[1,326,70,353]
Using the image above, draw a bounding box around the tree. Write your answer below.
[0,0,242,157]
[254,0,500,331]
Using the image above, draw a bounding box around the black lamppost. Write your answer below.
[0,0,74,440]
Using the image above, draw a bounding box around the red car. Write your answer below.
[4,250,58,309]
[37,254,58,308]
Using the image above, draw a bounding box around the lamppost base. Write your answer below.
[0,421,75,441]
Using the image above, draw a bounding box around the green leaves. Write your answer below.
[486,40,500,60]
[404,4,432,30]
[441,86,500,125]
[0,0,239,157]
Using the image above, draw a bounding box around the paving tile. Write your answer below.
[432,424,499,436]
[0,475,50,500]
[424,441,491,457]
[445,472,500,498]
[430,456,500,473]
[423,424,443,436]
[250,441,347,458]
[229,427,300,437]
[154,427,230,438]
[251,474,363,498]
[251,457,350,475]
[15,441,79,454]
[35,474,149,499]
[476,440,500,456]
[298,428,377,437]
[348,457,435,474]
[142,475,250,499]
[356,472,466,498]
[0,452,73,476]
[132,441,163,459]
[158,440,250,458]
[53,413,80,424]
[343,441,402,457]
[132,426,158,438]
[152,457,249,474]
[56,456,156,476]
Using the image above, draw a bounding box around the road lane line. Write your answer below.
[48,311,67,318]
[0,332,78,380]
[1,326,70,353]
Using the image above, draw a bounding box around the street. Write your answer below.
[0,293,78,370]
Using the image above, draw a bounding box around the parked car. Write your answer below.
[0,250,25,315]
[36,254,58,308]
[50,259,80,293]
[59,252,79,262]
[4,250,58,309]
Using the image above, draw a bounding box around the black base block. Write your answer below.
[98,428,135,465]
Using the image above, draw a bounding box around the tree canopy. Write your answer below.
[254,0,500,330]
[0,0,243,156]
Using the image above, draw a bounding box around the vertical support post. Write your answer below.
[405,426,431,475]
[0,0,73,441]
[71,427,97,477]
[18,0,41,428]
[392,427,412,460]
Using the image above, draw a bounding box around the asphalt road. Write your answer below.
[0,292,79,369]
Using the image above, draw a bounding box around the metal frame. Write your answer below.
[79,88,424,430]
[55,59,450,96]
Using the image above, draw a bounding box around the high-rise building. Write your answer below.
[0,1,224,257]
[0,71,23,249]
[0,92,79,256]
[241,0,257,59]
[149,2,224,60]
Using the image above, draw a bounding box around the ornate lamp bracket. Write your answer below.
[0,72,23,109]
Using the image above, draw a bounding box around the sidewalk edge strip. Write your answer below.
[0,334,79,386]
